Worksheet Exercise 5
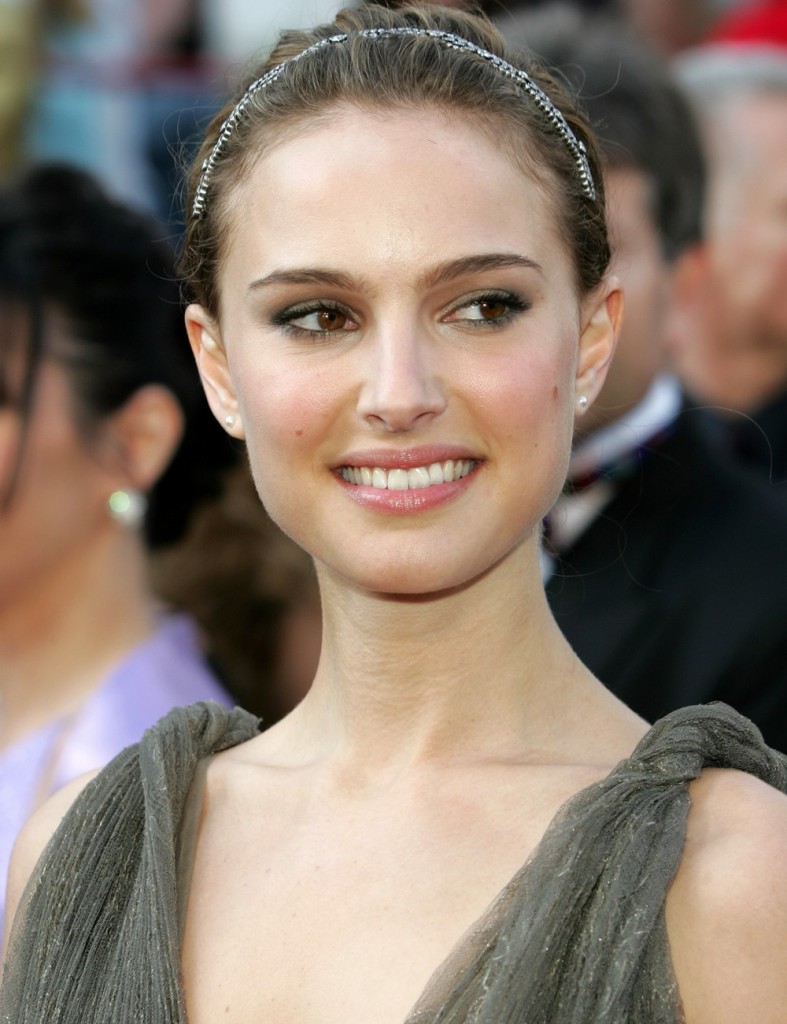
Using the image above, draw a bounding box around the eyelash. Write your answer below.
[271,300,357,338]
[270,290,530,339]
[442,290,531,329]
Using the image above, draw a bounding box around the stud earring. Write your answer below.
[107,489,147,528]
[577,395,589,411]
[225,414,235,428]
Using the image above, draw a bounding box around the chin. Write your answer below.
[326,539,527,600]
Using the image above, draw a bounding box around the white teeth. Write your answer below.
[408,467,431,489]
[388,469,409,491]
[341,458,475,490]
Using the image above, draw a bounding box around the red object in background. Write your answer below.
[706,0,787,47]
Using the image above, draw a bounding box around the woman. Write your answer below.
[3,7,787,1022]
[0,164,234,931]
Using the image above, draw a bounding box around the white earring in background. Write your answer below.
[107,489,147,529]
[577,395,589,411]
[225,414,235,428]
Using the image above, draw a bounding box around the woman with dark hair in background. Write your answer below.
[0,163,235,931]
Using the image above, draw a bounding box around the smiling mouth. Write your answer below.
[339,459,477,490]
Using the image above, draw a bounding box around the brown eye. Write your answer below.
[478,299,508,321]
[443,292,525,327]
[317,309,347,331]
[278,304,358,334]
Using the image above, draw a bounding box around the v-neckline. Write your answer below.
[399,757,629,1022]
[176,744,631,1024]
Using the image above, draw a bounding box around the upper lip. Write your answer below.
[334,445,480,470]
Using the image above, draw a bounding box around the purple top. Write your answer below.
[0,613,232,932]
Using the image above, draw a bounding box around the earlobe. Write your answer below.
[105,384,184,493]
[184,304,244,438]
[575,278,623,413]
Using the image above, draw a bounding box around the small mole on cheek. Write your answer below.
[552,385,559,401]
[295,429,304,437]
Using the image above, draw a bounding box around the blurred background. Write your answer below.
[0,0,752,239]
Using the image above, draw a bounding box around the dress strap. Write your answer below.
[408,703,787,1024]
[1,701,260,1024]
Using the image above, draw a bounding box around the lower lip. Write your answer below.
[336,468,479,514]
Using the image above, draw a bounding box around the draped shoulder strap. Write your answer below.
[1,702,260,1024]
[409,703,787,1024]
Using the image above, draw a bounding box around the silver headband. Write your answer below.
[192,26,596,219]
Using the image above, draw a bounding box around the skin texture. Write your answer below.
[7,105,787,1021]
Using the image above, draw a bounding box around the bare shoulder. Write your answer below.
[666,767,787,1024]
[3,770,99,951]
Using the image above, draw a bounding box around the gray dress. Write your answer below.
[2,700,786,1023]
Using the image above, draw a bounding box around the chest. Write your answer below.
[180,766,601,1024]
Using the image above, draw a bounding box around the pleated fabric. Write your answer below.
[2,701,785,1023]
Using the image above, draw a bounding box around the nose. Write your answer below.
[355,325,446,433]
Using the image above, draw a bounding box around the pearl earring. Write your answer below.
[577,395,589,410]
[107,489,147,528]
[225,414,235,428]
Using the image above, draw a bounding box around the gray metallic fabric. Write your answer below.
[2,701,785,1022]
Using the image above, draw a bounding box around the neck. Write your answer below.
[678,329,787,414]
[275,539,623,774]
[0,525,158,748]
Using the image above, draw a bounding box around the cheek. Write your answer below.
[469,339,576,471]
[232,359,343,516]
[234,355,336,443]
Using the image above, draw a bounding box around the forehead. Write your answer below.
[219,105,571,294]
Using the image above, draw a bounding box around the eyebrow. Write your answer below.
[420,253,544,288]
[247,252,543,294]
[248,268,358,292]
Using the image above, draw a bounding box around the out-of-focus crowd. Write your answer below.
[2,0,787,934]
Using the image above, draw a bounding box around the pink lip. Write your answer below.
[334,444,478,470]
[339,476,476,514]
[334,449,482,515]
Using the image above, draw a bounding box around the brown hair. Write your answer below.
[179,3,610,316]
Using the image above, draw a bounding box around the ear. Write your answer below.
[105,384,184,492]
[575,278,623,416]
[185,304,244,438]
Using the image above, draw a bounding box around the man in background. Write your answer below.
[500,3,787,750]
[671,31,787,485]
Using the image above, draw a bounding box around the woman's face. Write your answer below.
[189,106,618,595]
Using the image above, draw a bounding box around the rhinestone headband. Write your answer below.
[192,27,596,219]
